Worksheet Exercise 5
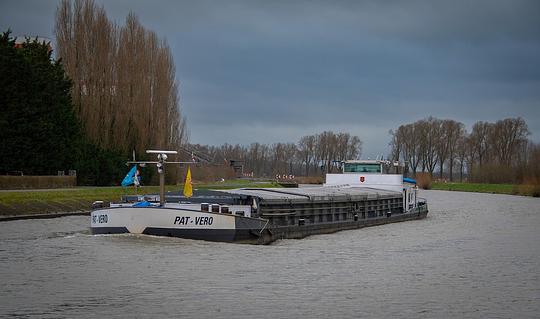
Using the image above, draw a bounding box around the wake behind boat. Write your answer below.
[90,151,428,244]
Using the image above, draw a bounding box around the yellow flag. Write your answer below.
[183,166,193,198]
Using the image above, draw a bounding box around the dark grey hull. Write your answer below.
[92,226,130,235]
[143,228,259,242]
[259,208,428,244]
[90,226,263,242]
[89,208,269,243]
[90,208,427,244]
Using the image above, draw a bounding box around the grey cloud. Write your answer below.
[1,0,539,158]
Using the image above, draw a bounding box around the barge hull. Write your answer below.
[260,208,428,244]
[90,208,427,244]
[90,206,268,243]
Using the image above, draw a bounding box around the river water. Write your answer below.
[1,190,539,318]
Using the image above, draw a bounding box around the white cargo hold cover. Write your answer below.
[324,174,404,192]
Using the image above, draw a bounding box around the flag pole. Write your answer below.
[183,166,193,198]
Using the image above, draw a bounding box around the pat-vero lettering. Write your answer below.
[92,214,108,224]
[174,216,213,226]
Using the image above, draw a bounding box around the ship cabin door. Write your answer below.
[403,186,414,212]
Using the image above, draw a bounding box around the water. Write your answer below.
[1,190,539,318]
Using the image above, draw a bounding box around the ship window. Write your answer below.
[344,163,381,173]
[235,211,245,216]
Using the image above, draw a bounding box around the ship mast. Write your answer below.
[128,150,195,206]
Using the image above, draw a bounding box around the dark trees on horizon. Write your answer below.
[0,31,80,176]
[389,116,537,183]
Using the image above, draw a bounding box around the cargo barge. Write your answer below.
[91,151,428,244]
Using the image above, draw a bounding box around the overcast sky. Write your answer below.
[2,0,539,158]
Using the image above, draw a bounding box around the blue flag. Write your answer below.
[121,166,137,186]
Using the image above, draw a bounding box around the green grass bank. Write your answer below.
[0,180,279,218]
[431,182,539,197]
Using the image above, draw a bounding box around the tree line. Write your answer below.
[55,0,187,156]
[389,117,539,183]
[189,131,362,177]
[1,0,186,185]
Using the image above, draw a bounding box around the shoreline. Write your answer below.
[0,211,90,222]
[430,182,539,197]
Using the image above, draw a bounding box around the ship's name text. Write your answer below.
[174,216,213,226]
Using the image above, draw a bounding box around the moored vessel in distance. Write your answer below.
[91,152,428,244]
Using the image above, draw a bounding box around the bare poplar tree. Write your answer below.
[298,135,316,176]
[399,123,421,175]
[455,133,469,182]
[469,121,492,170]
[346,136,362,160]
[419,117,439,176]
[55,0,187,157]
[489,118,530,166]
[445,120,465,181]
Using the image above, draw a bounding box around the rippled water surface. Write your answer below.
[1,190,539,318]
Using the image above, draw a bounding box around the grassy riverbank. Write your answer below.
[431,182,539,197]
[0,180,279,217]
